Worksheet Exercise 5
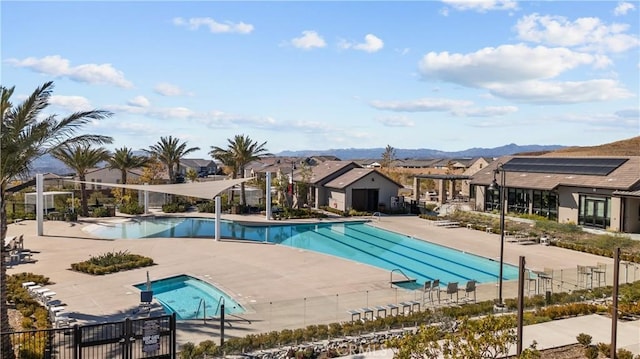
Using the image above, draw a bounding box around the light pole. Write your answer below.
[488,162,506,307]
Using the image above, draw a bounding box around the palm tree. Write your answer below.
[1,81,112,358]
[210,134,270,208]
[209,150,239,205]
[107,147,150,185]
[145,136,200,184]
[52,144,112,216]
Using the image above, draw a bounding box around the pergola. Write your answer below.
[412,174,471,204]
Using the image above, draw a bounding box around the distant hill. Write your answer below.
[278,143,566,160]
[542,136,639,157]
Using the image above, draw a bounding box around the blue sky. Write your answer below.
[2,1,639,158]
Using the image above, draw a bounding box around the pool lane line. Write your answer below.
[344,228,498,280]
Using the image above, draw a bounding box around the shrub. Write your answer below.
[71,250,155,275]
[197,201,216,213]
[576,333,592,347]
[162,202,189,213]
[91,206,111,217]
[119,202,145,215]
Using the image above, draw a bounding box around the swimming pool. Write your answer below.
[90,217,518,285]
[134,274,244,320]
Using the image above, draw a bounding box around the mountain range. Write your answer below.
[31,143,565,175]
[277,143,566,160]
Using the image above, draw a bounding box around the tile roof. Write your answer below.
[305,161,361,184]
[324,168,403,189]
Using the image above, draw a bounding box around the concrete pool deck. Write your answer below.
[6,212,639,350]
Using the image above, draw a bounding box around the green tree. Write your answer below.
[107,146,150,185]
[211,151,238,205]
[209,134,270,208]
[145,136,200,184]
[381,144,396,169]
[186,168,199,183]
[52,144,112,216]
[1,81,112,358]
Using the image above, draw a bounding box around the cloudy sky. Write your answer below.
[2,0,639,157]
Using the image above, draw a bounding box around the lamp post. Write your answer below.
[488,163,506,308]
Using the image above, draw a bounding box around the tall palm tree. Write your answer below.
[145,136,200,184]
[52,144,112,216]
[210,134,270,208]
[1,81,112,358]
[108,147,150,185]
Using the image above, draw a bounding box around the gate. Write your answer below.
[3,314,176,359]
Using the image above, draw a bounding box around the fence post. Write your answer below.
[74,324,81,359]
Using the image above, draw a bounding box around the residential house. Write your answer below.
[324,168,404,212]
[178,159,217,178]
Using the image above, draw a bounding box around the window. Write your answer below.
[578,195,610,229]
[532,190,558,220]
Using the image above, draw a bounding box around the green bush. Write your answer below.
[71,250,155,275]
[162,202,189,213]
[197,201,216,213]
[91,206,111,217]
[119,202,145,215]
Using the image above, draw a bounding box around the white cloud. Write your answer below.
[614,2,636,16]
[376,116,415,127]
[172,17,253,34]
[128,96,150,107]
[370,98,473,112]
[340,34,384,53]
[6,55,133,88]
[49,95,93,112]
[442,0,517,12]
[154,83,184,97]
[515,13,640,53]
[419,44,600,87]
[451,106,518,117]
[488,79,633,104]
[290,31,327,50]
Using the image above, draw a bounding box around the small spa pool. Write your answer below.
[135,274,244,320]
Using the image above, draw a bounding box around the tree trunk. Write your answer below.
[80,175,89,216]
[1,186,17,359]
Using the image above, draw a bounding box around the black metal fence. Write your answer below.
[2,314,176,359]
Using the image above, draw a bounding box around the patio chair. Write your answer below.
[440,282,459,304]
[592,263,606,287]
[459,280,476,303]
[430,279,441,303]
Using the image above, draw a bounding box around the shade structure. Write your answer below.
[69,177,253,200]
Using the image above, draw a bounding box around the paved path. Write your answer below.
[6,213,639,353]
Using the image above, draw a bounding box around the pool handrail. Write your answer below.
[390,268,416,288]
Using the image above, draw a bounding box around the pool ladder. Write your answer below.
[194,296,226,324]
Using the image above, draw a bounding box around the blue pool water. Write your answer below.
[134,275,244,320]
[93,217,518,285]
